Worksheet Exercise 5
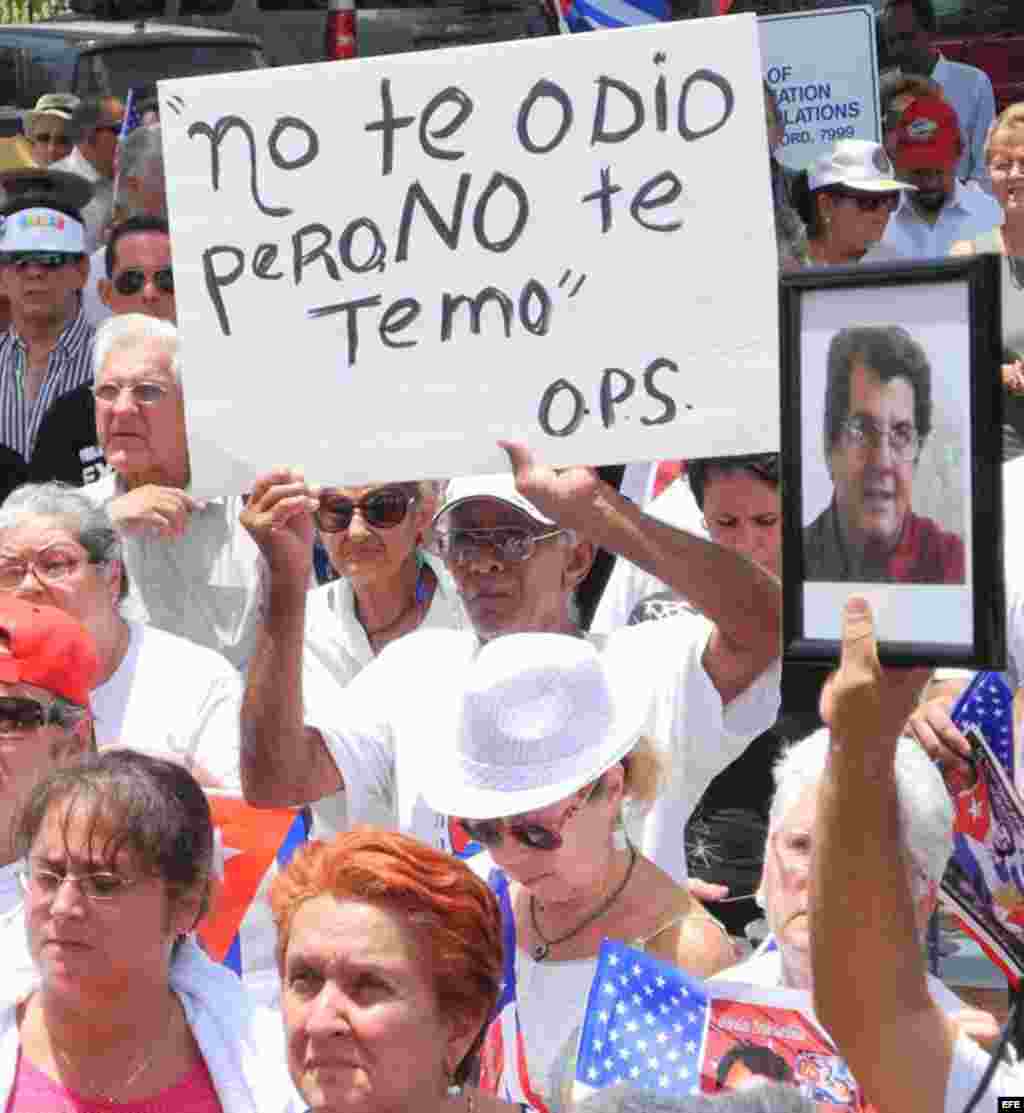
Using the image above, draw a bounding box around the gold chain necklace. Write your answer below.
[529,844,637,961]
[52,1009,176,1104]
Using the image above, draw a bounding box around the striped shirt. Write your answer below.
[0,308,95,463]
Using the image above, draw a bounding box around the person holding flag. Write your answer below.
[419,633,735,1113]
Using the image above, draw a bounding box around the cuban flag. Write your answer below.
[551,0,733,32]
[199,792,311,996]
[574,941,869,1111]
[952,671,1014,781]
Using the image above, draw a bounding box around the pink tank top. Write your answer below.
[6,1047,224,1113]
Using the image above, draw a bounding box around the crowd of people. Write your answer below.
[1,0,1024,1110]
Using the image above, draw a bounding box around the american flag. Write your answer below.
[952,671,1014,780]
[574,941,868,1110]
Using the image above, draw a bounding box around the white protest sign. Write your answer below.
[159,16,778,496]
[760,5,881,173]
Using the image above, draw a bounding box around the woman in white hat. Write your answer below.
[421,633,735,1113]
[790,139,914,266]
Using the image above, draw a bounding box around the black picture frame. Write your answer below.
[780,255,1005,668]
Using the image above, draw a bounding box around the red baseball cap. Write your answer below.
[891,95,963,170]
[0,596,99,706]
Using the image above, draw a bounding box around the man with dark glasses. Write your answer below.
[98,217,174,324]
[240,445,782,886]
[0,193,98,503]
[0,595,97,925]
[51,97,125,255]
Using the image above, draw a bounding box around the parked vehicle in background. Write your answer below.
[0,20,267,109]
[65,0,557,69]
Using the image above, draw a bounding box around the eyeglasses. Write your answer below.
[832,190,901,213]
[315,487,417,533]
[112,267,174,297]
[19,863,136,902]
[0,549,96,588]
[841,415,920,461]
[31,132,71,147]
[0,696,59,731]
[990,159,1024,178]
[458,786,595,852]
[430,527,569,565]
[0,252,80,270]
[92,381,170,406]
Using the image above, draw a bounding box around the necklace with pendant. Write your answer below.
[52,1008,175,1104]
[529,844,637,961]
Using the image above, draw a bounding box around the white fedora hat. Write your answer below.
[421,633,650,820]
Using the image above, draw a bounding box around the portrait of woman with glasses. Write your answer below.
[802,324,965,585]
[789,140,913,268]
[0,749,299,1111]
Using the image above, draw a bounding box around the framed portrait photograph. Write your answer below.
[780,255,1005,667]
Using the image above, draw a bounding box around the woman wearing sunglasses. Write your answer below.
[421,633,735,1113]
[790,140,914,267]
[244,472,466,830]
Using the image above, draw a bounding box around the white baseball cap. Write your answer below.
[0,206,85,254]
[433,472,554,527]
[807,140,916,194]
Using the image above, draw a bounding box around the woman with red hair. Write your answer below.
[268,828,510,1113]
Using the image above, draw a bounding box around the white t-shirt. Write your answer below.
[945,1030,1024,1113]
[303,557,468,838]
[308,619,781,884]
[713,946,967,1015]
[83,473,265,672]
[92,621,243,789]
[590,480,707,635]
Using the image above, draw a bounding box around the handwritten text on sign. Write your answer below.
[160,17,778,493]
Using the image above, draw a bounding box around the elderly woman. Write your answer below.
[0,749,297,1111]
[952,103,1024,459]
[419,633,734,1113]
[790,140,913,267]
[0,482,243,787]
[242,471,466,833]
[711,729,997,1044]
[268,827,508,1113]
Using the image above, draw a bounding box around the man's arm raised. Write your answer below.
[501,442,781,704]
[239,470,344,808]
[812,597,954,1113]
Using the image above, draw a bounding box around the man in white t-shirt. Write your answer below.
[811,598,1021,1113]
[239,447,782,883]
[0,596,97,924]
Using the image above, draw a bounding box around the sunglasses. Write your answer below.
[315,487,416,533]
[112,267,174,297]
[1,252,80,270]
[96,123,124,135]
[31,132,71,146]
[0,696,58,731]
[429,526,568,565]
[458,785,595,852]
[832,190,900,213]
